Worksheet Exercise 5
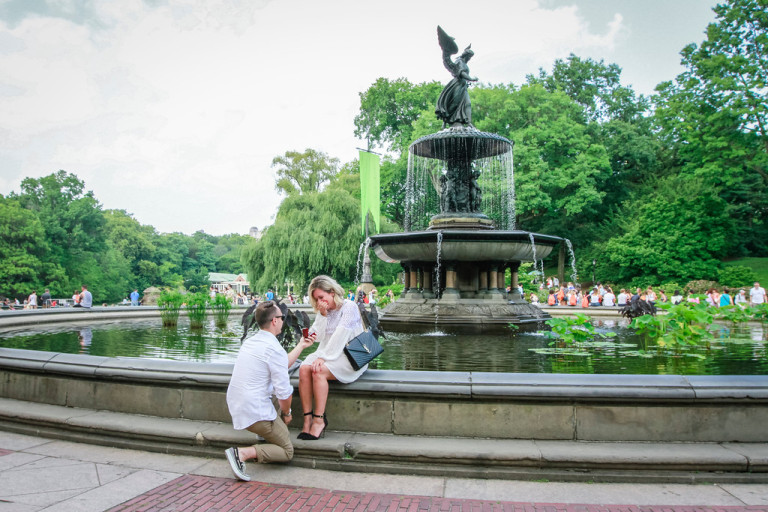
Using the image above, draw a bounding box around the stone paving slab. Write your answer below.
[106,474,768,512]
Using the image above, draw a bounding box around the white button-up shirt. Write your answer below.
[226,329,293,430]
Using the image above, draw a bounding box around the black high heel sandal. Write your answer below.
[296,411,314,440]
[301,413,327,441]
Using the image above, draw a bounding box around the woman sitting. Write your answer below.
[298,275,366,440]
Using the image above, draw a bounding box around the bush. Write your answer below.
[718,266,757,288]
[684,280,720,294]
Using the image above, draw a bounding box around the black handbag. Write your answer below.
[343,330,384,371]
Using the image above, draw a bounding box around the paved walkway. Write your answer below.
[2,430,768,512]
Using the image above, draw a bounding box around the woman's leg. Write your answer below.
[298,364,314,433]
[309,366,336,437]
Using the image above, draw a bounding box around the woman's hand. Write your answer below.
[311,357,326,373]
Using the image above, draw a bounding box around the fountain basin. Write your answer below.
[371,230,560,263]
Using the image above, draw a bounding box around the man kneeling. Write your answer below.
[225,301,311,480]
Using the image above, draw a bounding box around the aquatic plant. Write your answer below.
[543,313,616,345]
[211,294,232,327]
[631,301,714,349]
[157,291,184,327]
[186,292,208,329]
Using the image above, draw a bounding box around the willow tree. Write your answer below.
[244,154,362,294]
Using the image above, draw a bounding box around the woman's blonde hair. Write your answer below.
[307,275,345,311]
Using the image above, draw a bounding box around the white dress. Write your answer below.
[301,299,366,383]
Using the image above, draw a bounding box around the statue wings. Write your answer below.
[437,26,459,56]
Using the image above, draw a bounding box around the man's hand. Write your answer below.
[282,410,292,424]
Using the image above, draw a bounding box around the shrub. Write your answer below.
[717,266,758,288]
[684,280,720,294]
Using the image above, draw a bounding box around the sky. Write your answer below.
[0,0,719,236]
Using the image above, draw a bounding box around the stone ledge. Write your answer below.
[2,347,767,402]
[0,397,766,483]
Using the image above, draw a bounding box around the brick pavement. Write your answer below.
[108,475,768,512]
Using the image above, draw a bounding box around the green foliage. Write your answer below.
[630,302,714,349]
[596,177,732,284]
[652,0,768,256]
[272,149,339,196]
[244,177,361,294]
[723,258,768,285]
[157,291,184,327]
[0,196,65,298]
[211,293,232,327]
[543,313,616,346]
[354,77,442,153]
[750,303,768,322]
[718,265,758,288]
[185,292,208,329]
[715,305,753,324]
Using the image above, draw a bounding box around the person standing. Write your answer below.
[224,301,312,481]
[719,288,733,307]
[27,291,38,309]
[734,289,748,308]
[130,289,140,306]
[749,282,766,306]
[40,289,52,308]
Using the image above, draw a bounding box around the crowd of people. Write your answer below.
[538,281,766,308]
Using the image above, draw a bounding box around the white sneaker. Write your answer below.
[225,447,250,481]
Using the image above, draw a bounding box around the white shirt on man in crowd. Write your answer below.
[750,283,766,305]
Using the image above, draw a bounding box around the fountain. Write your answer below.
[369,26,562,330]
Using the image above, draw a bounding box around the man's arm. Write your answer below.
[286,337,313,367]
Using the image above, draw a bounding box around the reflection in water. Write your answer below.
[0,317,765,375]
[78,327,92,352]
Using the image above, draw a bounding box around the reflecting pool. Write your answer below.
[0,317,766,375]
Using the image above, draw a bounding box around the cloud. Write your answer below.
[0,0,630,235]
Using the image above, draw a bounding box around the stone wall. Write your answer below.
[1,347,766,442]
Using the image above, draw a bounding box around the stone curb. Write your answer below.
[1,397,766,484]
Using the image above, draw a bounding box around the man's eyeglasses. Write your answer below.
[274,315,284,320]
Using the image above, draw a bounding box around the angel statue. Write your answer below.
[435,26,478,127]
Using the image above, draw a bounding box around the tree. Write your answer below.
[272,149,339,196]
[0,196,65,298]
[595,177,733,284]
[472,84,612,239]
[244,188,361,293]
[653,0,768,255]
[354,77,442,153]
[13,171,107,291]
[527,54,649,123]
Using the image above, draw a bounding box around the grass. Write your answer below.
[723,257,768,285]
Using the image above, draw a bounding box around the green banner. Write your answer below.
[359,150,380,236]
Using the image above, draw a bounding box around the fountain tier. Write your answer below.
[370,230,562,330]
